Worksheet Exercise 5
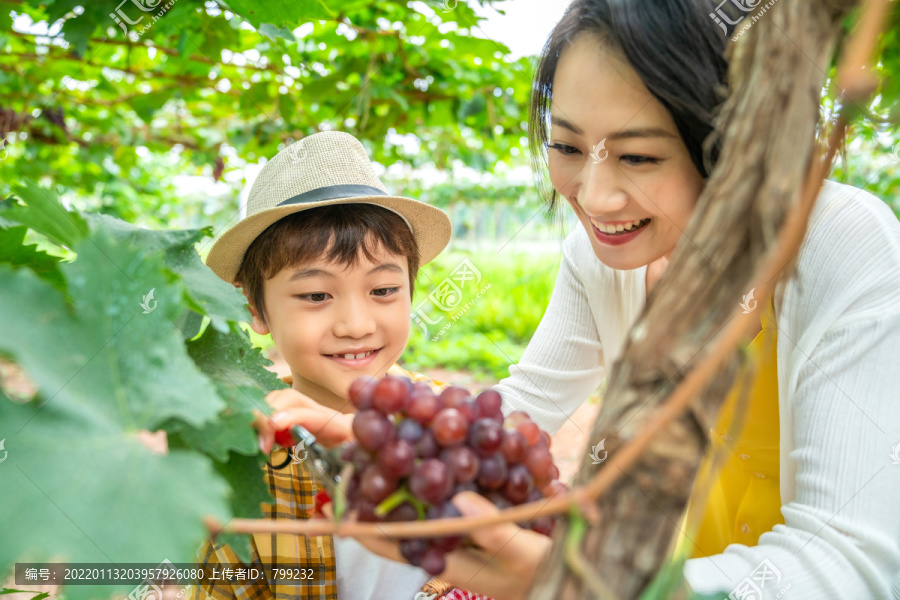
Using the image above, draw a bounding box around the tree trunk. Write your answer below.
[528,1,857,598]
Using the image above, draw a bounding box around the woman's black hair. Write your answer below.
[529,0,731,210]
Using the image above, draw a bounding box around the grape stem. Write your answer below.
[374,485,427,520]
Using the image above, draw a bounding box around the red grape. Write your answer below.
[441,446,480,483]
[396,418,424,443]
[531,516,555,536]
[431,408,468,447]
[377,439,416,478]
[539,429,552,449]
[475,389,503,419]
[504,411,530,428]
[349,375,378,410]
[516,421,541,446]
[411,381,432,395]
[453,481,478,495]
[469,418,504,455]
[400,538,427,566]
[359,464,396,504]
[523,446,553,484]
[352,409,394,451]
[355,498,379,522]
[457,400,478,423]
[500,429,526,463]
[426,502,463,551]
[502,463,534,504]
[477,453,508,490]
[409,459,452,505]
[420,546,446,576]
[346,442,373,471]
[415,429,439,459]
[407,388,442,424]
[438,386,470,409]
[372,375,410,414]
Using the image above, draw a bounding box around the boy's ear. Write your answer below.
[239,287,270,335]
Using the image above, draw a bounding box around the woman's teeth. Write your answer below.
[595,218,650,234]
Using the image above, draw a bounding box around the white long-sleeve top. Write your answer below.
[495,180,900,598]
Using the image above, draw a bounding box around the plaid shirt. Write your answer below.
[191,364,444,600]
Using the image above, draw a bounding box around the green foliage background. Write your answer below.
[0,182,282,600]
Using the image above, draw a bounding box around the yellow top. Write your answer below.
[679,293,783,558]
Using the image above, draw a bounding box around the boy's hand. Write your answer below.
[253,388,354,453]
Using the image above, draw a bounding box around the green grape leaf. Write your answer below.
[7,180,89,248]
[170,323,287,462]
[209,451,274,564]
[257,23,295,42]
[0,234,224,433]
[82,213,248,332]
[0,395,231,600]
[173,308,205,341]
[0,225,65,291]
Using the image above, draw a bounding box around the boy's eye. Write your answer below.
[296,292,330,303]
[548,142,580,156]
[372,287,400,298]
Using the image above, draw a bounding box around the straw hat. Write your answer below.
[206,131,452,284]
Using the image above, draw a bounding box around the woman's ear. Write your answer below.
[240,288,270,335]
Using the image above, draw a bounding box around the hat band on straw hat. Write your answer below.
[275,184,413,232]
[276,184,387,206]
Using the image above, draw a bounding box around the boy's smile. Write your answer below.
[324,348,380,366]
[247,243,412,412]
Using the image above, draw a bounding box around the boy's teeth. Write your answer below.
[338,351,373,359]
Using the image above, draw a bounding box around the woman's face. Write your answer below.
[548,33,706,270]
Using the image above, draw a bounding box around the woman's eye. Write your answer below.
[548,142,580,156]
[621,155,660,166]
[297,292,330,303]
[372,287,400,298]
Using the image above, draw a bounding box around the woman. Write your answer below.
[363,0,900,598]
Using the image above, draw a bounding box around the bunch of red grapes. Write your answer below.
[342,374,566,576]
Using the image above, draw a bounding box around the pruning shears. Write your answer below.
[267,424,345,502]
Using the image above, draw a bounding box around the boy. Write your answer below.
[196,130,452,600]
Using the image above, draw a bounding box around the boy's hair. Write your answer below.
[235,204,420,327]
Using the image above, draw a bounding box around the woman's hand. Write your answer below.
[356,491,552,600]
[253,388,354,453]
